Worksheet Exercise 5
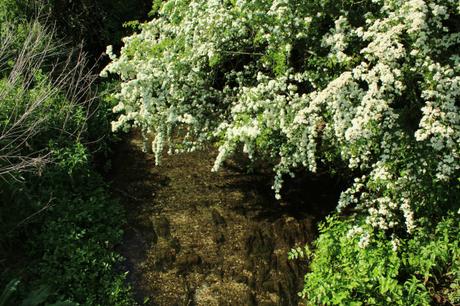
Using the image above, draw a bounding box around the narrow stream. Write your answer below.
[111,132,341,305]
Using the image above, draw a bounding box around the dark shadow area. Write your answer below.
[49,0,153,67]
[219,154,343,223]
[110,133,162,303]
[279,170,344,218]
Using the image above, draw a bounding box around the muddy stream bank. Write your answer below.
[111,132,342,305]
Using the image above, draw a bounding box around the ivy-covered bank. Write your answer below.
[103,0,460,304]
[0,1,136,304]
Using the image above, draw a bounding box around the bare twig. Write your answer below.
[6,196,55,235]
[0,12,98,177]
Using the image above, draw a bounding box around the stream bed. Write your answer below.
[111,132,341,305]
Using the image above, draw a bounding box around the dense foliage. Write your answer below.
[0,2,134,304]
[299,214,459,304]
[45,0,152,59]
[103,0,460,303]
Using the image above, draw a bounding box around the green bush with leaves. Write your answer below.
[1,157,134,305]
[301,214,459,305]
[103,0,460,303]
[24,153,133,305]
[0,5,135,306]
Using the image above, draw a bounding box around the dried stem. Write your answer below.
[0,14,98,178]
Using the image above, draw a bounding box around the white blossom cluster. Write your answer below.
[103,0,460,238]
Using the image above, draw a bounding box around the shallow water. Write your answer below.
[111,132,341,305]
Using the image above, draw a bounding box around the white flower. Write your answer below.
[358,232,371,249]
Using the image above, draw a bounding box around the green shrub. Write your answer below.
[26,148,133,305]
[301,213,459,305]
[0,6,134,306]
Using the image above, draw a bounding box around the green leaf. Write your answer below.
[0,279,20,306]
[20,286,50,306]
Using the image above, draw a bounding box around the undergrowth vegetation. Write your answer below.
[0,1,134,304]
[103,0,460,304]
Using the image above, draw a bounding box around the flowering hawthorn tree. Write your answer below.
[103,0,460,302]
[103,0,459,241]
